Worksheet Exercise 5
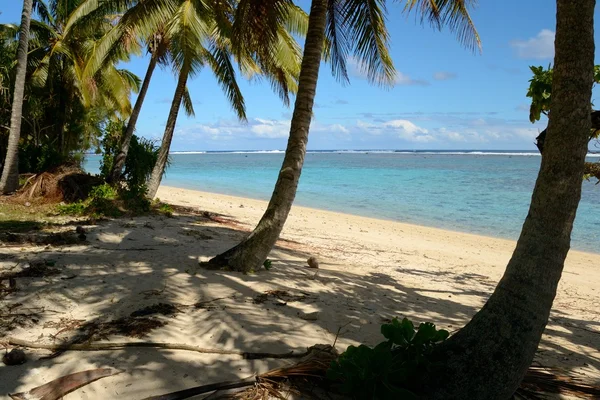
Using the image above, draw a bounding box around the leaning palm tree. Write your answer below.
[0,0,33,194]
[70,0,306,190]
[205,0,479,273]
[107,30,170,183]
[421,0,596,398]
[144,0,307,198]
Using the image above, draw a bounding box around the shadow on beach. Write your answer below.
[1,207,598,398]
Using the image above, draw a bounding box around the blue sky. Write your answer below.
[2,0,599,151]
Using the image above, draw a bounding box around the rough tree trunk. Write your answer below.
[205,0,328,273]
[0,0,33,194]
[146,63,190,199]
[425,1,595,399]
[108,52,159,183]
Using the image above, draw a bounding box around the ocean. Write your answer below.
[84,150,600,254]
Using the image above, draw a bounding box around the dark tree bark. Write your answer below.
[146,62,190,199]
[204,0,328,273]
[425,1,595,399]
[108,52,159,184]
[535,109,600,152]
[0,0,33,194]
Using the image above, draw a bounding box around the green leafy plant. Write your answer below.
[158,203,173,217]
[99,120,160,213]
[57,183,120,217]
[57,201,86,215]
[327,318,449,399]
[263,259,273,270]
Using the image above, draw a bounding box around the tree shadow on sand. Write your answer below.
[0,208,598,397]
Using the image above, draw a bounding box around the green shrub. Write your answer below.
[57,201,86,215]
[157,202,173,217]
[57,183,121,217]
[18,143,70,173]
[327,318,449,399]
[99,120,160,212]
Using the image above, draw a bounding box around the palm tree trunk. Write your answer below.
[205,0,328,273]
[0,0,33,194]
[424,1,595,399]
[108,52,159,184]
[146,63,190,199]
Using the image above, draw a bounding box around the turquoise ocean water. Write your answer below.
[84,150,600,254]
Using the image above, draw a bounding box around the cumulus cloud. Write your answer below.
[510,29,555,59]
[357,119,434,142]
[173,113,542,150]
[433,71,457,81]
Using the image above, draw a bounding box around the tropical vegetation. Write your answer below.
[0,0,597,399]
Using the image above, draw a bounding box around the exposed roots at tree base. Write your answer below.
[12,164,102,204]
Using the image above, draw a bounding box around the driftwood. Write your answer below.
[9,368,121,400]
[8,337,309,360]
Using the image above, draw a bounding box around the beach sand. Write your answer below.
[1,185,599,398]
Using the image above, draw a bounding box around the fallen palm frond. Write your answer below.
[141,344,339,400]
[9,368,121,400]
[8,337,310,360]
[515,366,600,399]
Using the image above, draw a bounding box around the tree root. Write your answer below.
[8,337,309,360]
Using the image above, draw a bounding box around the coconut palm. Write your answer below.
[107,30,170,183]
[0,0,33,194]
[69,0,306,191]
[422,0,596,398]
[143,0,307,198]
[205,0,479,273]
[24,0,141,155]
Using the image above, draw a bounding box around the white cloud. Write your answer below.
[173,114,543,150]
[510,29,555,59]
[433,71,457,81]
[250,118,290,138]
[394,72,429,86]
[348,56,429,86]
[357,119,434,142]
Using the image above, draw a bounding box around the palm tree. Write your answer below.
[144,0,307,198]
[25,0,141,156]
[107,30,169,183]
[205,0,479,273]
[0,0,33,194]
[422,0,596,398]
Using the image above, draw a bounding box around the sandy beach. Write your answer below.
[1,185,599,398]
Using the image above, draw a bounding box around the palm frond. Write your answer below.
[284,4,309,37]
[116,68,142,93]
[181,86,195,117]
[231,0,294,57]
[326,0,350,83]
[204,41,246,121]
[343,0,396,86]
[33,0,54,25]
[167,0,210,73]
[401,0,481,51]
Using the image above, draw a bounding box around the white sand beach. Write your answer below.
[1,185,598,398]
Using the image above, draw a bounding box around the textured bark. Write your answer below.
[146,63,190,199]
[205,0,328,273]
[425,1,595,399]
[108,52,159,184]
[0,0,33,194]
